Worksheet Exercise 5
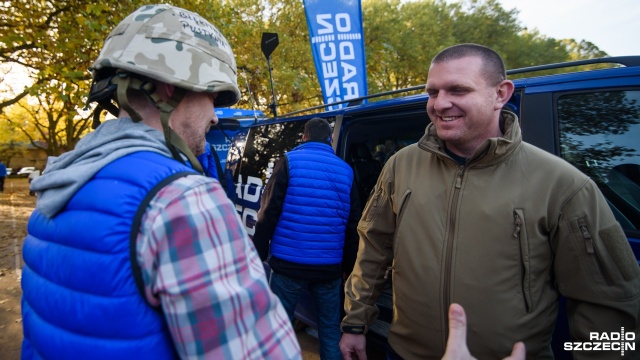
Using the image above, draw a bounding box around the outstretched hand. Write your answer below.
[443,303,526,360]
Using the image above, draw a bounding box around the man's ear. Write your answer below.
[495,80,515,110]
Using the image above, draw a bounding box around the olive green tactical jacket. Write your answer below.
[342,111,640,359]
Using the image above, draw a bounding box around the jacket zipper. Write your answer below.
[578,218,612,285]
[384,266,393,280]
[442,166,464,345]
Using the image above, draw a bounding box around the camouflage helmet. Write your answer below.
[91,4,240,108]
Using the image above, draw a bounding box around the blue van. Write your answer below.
[227,56,640,358]
[205,108,265,169]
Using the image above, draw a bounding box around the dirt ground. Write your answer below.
[0,178,32,360]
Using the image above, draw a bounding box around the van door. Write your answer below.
[230,120,307,236]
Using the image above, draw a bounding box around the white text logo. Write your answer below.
[564,328,635,356]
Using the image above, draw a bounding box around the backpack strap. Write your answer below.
[129,171,194,311]
[209,143,228,191]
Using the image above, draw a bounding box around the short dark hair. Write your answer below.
[432,43,506,85]
[304,117,332,142]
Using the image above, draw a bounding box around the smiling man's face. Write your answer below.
[426,55,508,158]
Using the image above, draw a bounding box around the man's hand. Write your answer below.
[340,333,367,360]
[443,303,526,360]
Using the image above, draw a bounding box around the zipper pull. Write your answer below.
[513,212,521,238]
[384,266,393,280]
[578,219,594,254]
[455,168,463,189]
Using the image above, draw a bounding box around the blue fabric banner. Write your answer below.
[303,0,368,110]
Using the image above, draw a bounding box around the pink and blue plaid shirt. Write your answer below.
[136,175,301,359]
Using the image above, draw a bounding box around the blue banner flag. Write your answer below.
[303,0,368,110]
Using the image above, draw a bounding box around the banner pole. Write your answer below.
[267,56,278,117]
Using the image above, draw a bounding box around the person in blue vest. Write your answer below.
[0,160,6,193]
[252,117,361,360]
[197,143,220,181]
[197,141,232,196]
[20,4,300,359]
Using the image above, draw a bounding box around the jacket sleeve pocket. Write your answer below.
[599,223,640,282]
[576,217,613,285]
[567,216,640,299]
[361,186,383,226]
[514,209,533,313]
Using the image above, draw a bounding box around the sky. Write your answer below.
[496,0,640,57]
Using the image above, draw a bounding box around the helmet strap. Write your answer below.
[145,86,205,175]
[114,74,144,123]
[159,109,204,174]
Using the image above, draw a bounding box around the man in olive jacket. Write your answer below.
[339,43,640,359]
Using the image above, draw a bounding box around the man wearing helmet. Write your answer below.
[21,5,300,359]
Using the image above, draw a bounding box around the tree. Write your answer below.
[0,84,92,156]
[0,113,29,166]
[363,0,471,94]
[361,0,603,92]
[0,1,139,111]
[0,1,141,155]
[0,80,92,156]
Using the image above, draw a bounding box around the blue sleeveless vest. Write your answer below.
[270,142,354,265]
[21,152,195,359]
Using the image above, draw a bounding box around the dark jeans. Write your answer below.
[0,177,4,192]
[269,271,342,360]
[386,344,404,360]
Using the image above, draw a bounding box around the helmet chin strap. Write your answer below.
[113,73,204,174]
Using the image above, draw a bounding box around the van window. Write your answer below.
[341,113,429,205]
[557,90,640,231]
[238,121,306,184]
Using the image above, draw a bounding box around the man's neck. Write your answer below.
[444,145,468,165]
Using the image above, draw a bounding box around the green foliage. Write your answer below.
[0,115,29,166]
[0,0,139,154]
[1,0,612,154]
[0,84,92,156]
[0,142,26,167]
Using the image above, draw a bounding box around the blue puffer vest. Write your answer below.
[270,142,354,265]
[21,152,196,360]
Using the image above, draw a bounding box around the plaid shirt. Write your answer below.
[136,175,301,359]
